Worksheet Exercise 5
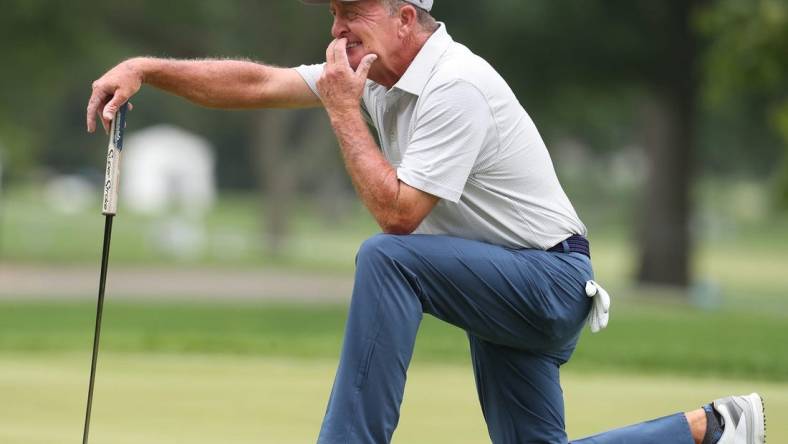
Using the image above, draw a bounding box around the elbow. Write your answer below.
[375,185,438,235]
[379,213,423,235]
[381,224,416,235]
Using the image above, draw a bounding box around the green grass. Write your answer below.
[570,300,788,380]
[0,300,786,381]
[2,182,786,441]
[2,353,787,444]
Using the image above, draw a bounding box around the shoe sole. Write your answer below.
[748,393,766,444]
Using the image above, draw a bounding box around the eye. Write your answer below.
[346,11,359,20]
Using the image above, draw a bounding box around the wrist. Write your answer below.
[327,105,363,125]
[124,57,151,84]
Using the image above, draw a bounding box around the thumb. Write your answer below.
[355,54,378,80]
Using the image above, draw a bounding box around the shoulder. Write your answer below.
[420,41,524,125]
[426,42,505,96]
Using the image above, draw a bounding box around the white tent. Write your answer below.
[121,125,216,216]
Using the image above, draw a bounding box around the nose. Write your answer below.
[331,15,347,39]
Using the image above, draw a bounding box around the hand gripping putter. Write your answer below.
[82,103,128,444]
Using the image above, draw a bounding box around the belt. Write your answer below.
[547,234,590,258]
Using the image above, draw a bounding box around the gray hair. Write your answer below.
[382,0,439,32]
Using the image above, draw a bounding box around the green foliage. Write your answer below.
[0,0,331,181]
[775,105,788,207]
[1,0,785,184]
[700,0,788,101]
[700,0,788,205]
[0,2,108,177]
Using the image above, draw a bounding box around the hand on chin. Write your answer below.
[347,51,365,71]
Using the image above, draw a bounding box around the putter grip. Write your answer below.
[101,103,128,215]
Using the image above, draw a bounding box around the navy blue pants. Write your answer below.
[317,234,694,444]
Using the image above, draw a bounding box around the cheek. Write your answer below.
[347,55,362,70]
[358,41,379,62]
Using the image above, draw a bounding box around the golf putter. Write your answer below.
[82,102,128,444]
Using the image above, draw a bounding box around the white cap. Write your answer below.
[301,0,433,12]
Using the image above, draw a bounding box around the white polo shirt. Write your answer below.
[295,24,586,250]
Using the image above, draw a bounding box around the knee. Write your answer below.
[356,233,403,267]
[353,234,425,309]
[355,234,424,297]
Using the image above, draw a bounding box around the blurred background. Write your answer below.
[1,0,786,443]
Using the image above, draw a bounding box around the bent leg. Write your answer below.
[317,236,426,444]
[317,233,593,444]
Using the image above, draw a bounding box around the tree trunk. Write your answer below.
[636,1,699,288]
[252,110,295,258]
[636,93,693,286]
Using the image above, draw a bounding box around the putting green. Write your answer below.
[1,353,784,443]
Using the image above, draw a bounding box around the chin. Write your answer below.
[347,47,368,68]
[348,58,362,71]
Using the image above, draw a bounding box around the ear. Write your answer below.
[397,5,418,38]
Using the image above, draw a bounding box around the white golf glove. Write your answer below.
[585,280,610,333]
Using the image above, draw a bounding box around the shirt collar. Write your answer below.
[392,23,452,96]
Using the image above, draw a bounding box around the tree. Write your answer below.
[700,0,788,208]
[444,0,708,287]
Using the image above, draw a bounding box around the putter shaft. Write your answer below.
[82,214,114,444]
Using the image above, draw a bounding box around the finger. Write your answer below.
[600,311,609,329]
[86,90,108,133]
[128,102,134,111]
[333,38,349,67]
[598,286,610,313]
[326,39,337,66]
[589,310,600,333]
[102,92,129,129]
[355,54,378,80]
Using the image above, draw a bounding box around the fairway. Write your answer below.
[1,353,786,444]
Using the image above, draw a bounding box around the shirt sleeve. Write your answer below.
[294,63,374,122]
[293,63,325,99]
[397,80,493,203]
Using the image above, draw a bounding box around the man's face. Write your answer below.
[329,0,401,74]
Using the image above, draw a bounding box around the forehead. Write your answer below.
[330,0,383,12]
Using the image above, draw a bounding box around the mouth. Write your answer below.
[347,41,362,51]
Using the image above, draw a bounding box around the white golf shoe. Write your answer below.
[712,393,766,444]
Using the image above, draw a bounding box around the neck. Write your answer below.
[371,29,434,89]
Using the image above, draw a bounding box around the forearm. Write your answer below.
[129,57,313,109]
[87,55,320,133]
[329,109,413,233]
[315,38,436,232]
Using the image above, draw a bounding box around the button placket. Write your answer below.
[384,101,400,163]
